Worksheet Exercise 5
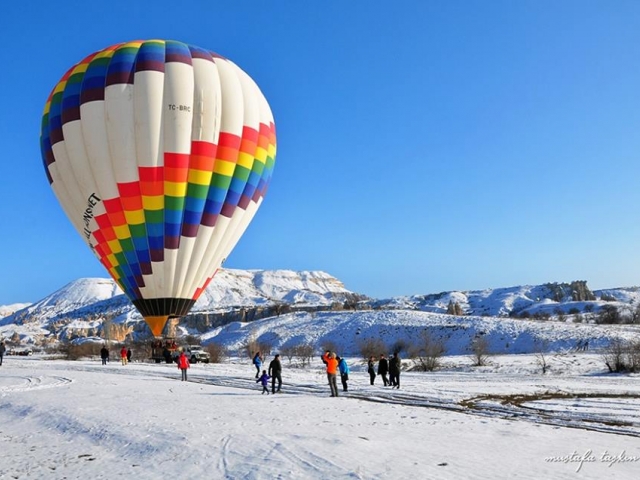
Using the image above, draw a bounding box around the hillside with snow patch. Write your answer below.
[1,271,639,355]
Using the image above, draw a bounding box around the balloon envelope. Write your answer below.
[40,40,276,336]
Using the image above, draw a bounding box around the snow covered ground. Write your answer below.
[1,353,639,479]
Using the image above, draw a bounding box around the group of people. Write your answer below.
[321,350,351,397]
[254,352,282,394]
[99,345,132,366]
[367,353,401,389]
[251,350,399,396]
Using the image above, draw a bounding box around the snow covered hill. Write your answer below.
[1,271,639,354]
[202,310,640,357]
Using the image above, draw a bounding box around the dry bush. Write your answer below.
[279,344,296,364]
[626,341,640,371]
[243,337,261,359]
[469,336,492,367]
[390,339,410,355]
[357,337,387,360]
[534,339,550,374]
[293,343,315,367]
[409,331,446,371]
[603,339,627,372]
[63,342,102,360]
[204,342,227,363]
[320,340,338,355]
[602,339,640,373]
[243,336,274,359]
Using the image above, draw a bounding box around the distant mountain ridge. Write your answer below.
[0,269,359,328]
[1,271,639,349]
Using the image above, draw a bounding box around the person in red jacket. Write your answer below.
[322,350,339,397]
[177,351,190,381]
[120,346,128,366]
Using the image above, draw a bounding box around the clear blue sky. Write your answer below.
[1,0,640,304]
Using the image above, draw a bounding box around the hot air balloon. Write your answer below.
[40,40,276,337]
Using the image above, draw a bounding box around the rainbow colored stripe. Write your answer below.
[40,40,276,329]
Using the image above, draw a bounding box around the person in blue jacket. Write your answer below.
[337,356,350,392]
[252,351,262,378]
[256,370,270,394]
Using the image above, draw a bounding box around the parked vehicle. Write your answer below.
[181,345,210,364]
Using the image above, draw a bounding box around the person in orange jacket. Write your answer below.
[177,351,190,381]
[120,346,128,366]
[322,350,339,397]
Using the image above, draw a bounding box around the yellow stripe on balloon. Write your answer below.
[213,160,235,176]
[165,181,187,197]
[124,210,145,224]
[254,147,267,164]
[107,240,123,254]
[187,169,212,186]
[113,224,130,239]
[142,195,164,210]
[106,253,119,267]
[237,152,254,169]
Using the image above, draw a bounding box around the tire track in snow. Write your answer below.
[0,375,72,395]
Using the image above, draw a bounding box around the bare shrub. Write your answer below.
[534,339,550,374]
[204,342,227,363]
[596,305,621,325]
[293,343,315,367]
[279,344,296,364]
[357,337,386,360]
[320,340,338,355]
[63,342,102,361]
[602,339,627,372]
[243,336,272,359]
[602,339,640,373]
[469,336,492,367]
[390,339,409,355]
[410,331,446,371]
[626,341,640,371]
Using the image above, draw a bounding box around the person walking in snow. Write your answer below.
[126,348,132,363]
[337,356,350,392]
[0,341,5,366]
[367,356,376,385]
[378,354,389,386]
[177,351,190,381]
[268,354,282,393]
[120,346,128,365]
[100,345,109,365]
[256,370,270,394]
[322,351,339,397]
[253,351,263,378]
[389,352,401,389]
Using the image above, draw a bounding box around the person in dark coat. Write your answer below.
[256,370,270,394]
[0,341,6,366]
[367,356,376,385]
[126,348,132,363]
[389,352,401,389]
[100,345,109,365]
[268,354,282,393]
[378,354,389,386]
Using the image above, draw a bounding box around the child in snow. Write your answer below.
[257,370,270,394]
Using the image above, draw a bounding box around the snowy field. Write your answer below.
[1,354,639,479]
